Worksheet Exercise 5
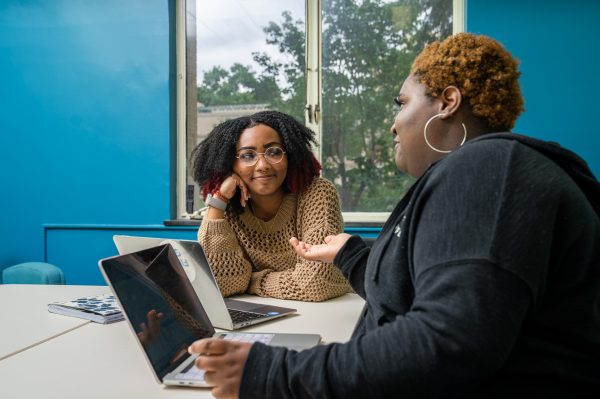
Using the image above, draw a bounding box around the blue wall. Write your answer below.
[468,0,600,175]
[0,0,175,284]
[1,1,598,285]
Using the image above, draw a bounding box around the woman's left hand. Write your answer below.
[188,338,253,399]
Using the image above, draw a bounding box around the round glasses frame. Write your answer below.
[235,146,286,166]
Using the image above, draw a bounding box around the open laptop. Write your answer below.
[99,244,321,387]
[113,235,296,330]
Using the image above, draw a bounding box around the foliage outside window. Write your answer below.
[185,0,453,219]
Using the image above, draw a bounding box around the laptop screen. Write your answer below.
[100,244,215,379]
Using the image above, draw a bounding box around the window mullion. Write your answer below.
[176,0,188,219]
[453,0,465,34]
[305,0,322,162]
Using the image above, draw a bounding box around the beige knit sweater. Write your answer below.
[198,177,351,301]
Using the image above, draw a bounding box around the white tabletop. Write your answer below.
[0,321,203,399]
[0,286,364,398]
[0,284,113,361]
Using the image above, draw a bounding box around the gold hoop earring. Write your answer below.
[423,113,468,154]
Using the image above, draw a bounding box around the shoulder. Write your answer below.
[432,134,552,184]
[298,177,339,201]
[297,177,342,218]
[445,133,555,168]
[446,135,518,166]
[421,134,575,210]
[296,177,343,231]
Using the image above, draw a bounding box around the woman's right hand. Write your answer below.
[289,233,352,263]
[218,173,250,207]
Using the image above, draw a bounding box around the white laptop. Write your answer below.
[113,235,296,330]
[99,244,321,387]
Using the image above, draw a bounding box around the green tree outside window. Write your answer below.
[197,0,452,212]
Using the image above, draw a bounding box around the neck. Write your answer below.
[462,113,495,140]
[249,191,284,221]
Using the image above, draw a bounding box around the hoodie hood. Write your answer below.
[473,132,600,218]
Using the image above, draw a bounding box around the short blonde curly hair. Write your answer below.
[411,33,524,130]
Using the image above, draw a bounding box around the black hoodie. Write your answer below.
[477,133,600,218]
[241,133,600,399]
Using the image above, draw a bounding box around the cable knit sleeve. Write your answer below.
[197,217,252,297]
[249,178,351,301]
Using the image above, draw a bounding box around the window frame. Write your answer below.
[173,0,465,223]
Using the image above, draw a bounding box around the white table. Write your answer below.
[0,284,112,361]
[0,286,364,398]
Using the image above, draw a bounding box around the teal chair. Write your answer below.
[2,262,65,285]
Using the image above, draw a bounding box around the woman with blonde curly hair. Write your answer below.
[189,33,600,398]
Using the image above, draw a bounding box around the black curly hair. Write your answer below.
[190,110,321,214]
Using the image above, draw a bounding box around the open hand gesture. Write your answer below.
[289,233,352,263]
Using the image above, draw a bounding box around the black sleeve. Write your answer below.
[240,262,531,399]
[334,235,370,298]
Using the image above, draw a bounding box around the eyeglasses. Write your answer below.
[235,146,286,166]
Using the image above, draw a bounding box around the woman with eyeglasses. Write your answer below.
[190,110,351,301]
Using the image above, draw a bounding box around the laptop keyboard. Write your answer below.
[219,332,274,344]
[228,308,266,324]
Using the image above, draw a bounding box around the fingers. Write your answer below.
[147,312,162,335]
[289,237,312,258]
[210,379,239,399]
[292,243,325,261]
[188,338,229,357]
[147,309,163,323]
[289,237,312,249]
[209,385,226,399]
[238,181,249,208]
[219,174,250,208]
[188,339,250,399]
[232,173,249,208]
[289,237,311,250]
[137,322,148,339]
[290,234,353,263]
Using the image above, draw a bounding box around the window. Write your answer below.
[175,0,463,223]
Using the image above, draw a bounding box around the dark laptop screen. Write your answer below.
[100,244,215,379]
